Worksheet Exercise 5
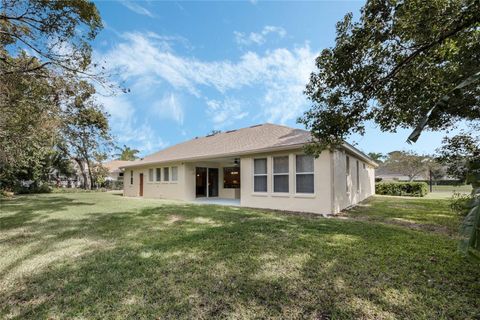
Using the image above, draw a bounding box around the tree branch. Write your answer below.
[383,12,479,82]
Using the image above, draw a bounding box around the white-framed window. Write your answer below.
[163,167,169,181]
[148,168,154,182]
[171,166,178,181]
[273,156,289,193]
[346,155,350,192]
[253,158,267,192]
[356,160,360,192]
[295,155,314,194]
[130,170,133,185]
[156,168,161,182]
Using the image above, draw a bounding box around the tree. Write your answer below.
[367,152,385,163]
[0,1,114,191]
[60,80,112,189]
[0,54,62,189]
[90,152,109,188]
[115,145,140,161]
[299,0,480,154]
[383,151,429,182]
[436,132,480,183]
[1,0,102,78]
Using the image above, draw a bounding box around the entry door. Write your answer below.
[196,167,207,197]
[139,173,144,196]
[208,168,219,197]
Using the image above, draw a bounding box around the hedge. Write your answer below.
[414,179,465,186]
[375,181,428,197]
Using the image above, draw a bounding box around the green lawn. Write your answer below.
[426,184,473,199]
[1,192,479,319]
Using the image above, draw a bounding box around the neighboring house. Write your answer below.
[121,123,378,215]
[375,166,424,181]
[50,159,87,188]
[103,160,134,182]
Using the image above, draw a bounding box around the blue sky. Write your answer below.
[93,0,459,157]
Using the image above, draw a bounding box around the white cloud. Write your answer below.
[99,94,134,123]
[121,1,155,17]
[100,31,317,126]
[152,93,184,124]
[206,98,248,129]
[97,94,169,155]
[234,25,286,46]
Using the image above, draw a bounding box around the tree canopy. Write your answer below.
[300,0,479,152]
[382,151,431,181]
[1,0,102,77]
[0,0,112,191]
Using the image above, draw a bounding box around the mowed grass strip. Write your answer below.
[0,192,479,319]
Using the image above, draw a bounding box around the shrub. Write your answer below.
[414,179,465,186]
[15,182,52,194]
[375,181,428,197]
[450,192,474,216]
[375,177,383,183]
[51,187,107,193]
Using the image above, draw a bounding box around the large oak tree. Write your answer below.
[300,0,479,152]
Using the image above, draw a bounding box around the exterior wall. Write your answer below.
[240,149,333,215]
[123,162,189,200]
[123,147,375,215]
[124,161,240,201]
[331,149,375,213]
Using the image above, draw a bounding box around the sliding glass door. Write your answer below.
[196,167,218,198]
[208,168,219,197]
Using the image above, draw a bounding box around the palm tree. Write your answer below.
[115,145,140,161]
[367,152,385,163]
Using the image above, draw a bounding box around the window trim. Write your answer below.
[253,157,268,193]
[272,155,289,194]
[294,154,315,195]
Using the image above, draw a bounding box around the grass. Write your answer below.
[1,192,479,319]
[426,184,473,200]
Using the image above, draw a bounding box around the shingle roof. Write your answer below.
[121,123,378,168]
[103,160,136,172]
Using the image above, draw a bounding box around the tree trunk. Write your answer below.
[86,156,93,190]
[74,158,89,189]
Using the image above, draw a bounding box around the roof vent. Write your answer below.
[249,124,262,128]
[226,129,237,133]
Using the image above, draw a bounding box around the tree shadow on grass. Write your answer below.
[0,204,479,319]
[0,196,95,231]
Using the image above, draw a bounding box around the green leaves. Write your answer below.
[301,0,480,154]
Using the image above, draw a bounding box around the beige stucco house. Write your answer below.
[121,123,378,215]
